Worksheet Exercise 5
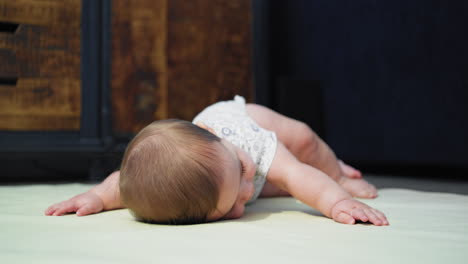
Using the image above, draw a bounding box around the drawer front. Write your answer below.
[0,0,81,131]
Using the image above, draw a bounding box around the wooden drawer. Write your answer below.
[0,0,81,131]
[0,0,253,135]
[0,0,254,180]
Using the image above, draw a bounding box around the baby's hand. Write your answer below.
[331,199,389,226]
[45,191,104,217]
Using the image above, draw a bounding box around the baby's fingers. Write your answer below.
[45,201,78,216]
[364,208,389,226]
[376,210,389,225]
[45,203,62,216]
[351,208,369,223]
[76,204,99,216]
[52,204,79,216]
[334,212,356,225]
[370,208,389,225]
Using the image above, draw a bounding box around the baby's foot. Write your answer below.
[338,176,378,199]
[338,160,362,179]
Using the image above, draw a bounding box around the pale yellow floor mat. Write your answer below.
[1,184,467,264]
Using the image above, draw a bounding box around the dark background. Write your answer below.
[254,0,468,177]
[2,0,468,182]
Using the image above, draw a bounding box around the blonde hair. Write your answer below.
[119,119,225,224]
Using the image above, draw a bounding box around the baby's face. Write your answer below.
[206,139,256,221]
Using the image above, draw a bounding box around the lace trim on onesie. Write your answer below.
[193,95,278,203]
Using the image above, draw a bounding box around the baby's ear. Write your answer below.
[195,122,216,135]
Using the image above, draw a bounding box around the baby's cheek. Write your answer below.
[224,204,245,220]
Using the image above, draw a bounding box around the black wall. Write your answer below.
[259,0,468,173]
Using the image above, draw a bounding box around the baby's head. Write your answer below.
[119,119,226,224]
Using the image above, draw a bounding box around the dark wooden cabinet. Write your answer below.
[0,0,106,158]
[111,0,253,135]
[0,0,253,180]
[0,0,81,131]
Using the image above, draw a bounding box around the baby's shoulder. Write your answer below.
[193,97,246,124]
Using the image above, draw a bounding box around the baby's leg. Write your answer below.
[246,104,377,198]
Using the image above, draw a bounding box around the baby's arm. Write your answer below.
[246,104,347,180]
[267,143,388,226]
[246,104,379,199]
[45,171,124,216]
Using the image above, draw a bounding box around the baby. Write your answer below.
[45,96,389,226]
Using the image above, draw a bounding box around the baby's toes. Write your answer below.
[356,183,378,199]
[340,178,379,199]
[365,184,378,198]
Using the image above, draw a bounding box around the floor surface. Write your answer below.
[366,174,468,195]
[2,173,467,195]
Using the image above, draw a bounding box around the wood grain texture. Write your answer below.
[167,0,253,121]
[0,0,80,26]
[111,0,253,134]
[111,0,168,134]
[0,49,80,79]
[0,23,81,53]
[0,79,81,130]
[0,0,81,131]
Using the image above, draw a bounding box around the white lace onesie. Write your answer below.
[192,95,278,203]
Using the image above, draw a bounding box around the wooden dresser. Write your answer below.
[0,0,252,179]
[0,0,81,131]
